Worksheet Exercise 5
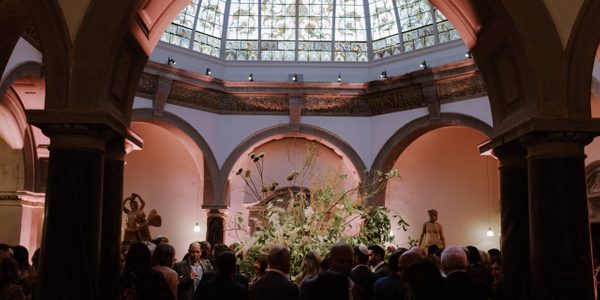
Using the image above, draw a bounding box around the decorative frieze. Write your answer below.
[437,74,486,100]
[368,85,424,114]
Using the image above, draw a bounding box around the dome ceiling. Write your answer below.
[161,0,460,62]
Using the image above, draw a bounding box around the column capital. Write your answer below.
[493,141,526,169]
[520,131,596,160]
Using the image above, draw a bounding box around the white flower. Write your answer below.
[304,207,314,219]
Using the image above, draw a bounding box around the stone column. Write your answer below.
[36,124,109,300]
[99,137,125,300]
[206,209,225,246]
[493,142,531,300]
[522,132,595,300]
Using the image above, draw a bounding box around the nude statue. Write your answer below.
[418,209,446,250]
[123,193,160,241]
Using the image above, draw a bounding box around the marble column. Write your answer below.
[99,137,125,300]
[206,209,225,246]
[36,124,109,300]
[522,132,595,300]
[493,142,531,300]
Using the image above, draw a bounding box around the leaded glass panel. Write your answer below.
[227,0,259,60]
[161,0,199,48]
[335,0,367,61]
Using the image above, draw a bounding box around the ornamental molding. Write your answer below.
[137,60,487,116]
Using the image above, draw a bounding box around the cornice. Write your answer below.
[137,59,487,116]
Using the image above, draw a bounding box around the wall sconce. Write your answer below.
[248,73,254,82]
[419,60,427,69]
[167,56,176,66]
[337,73,342,82]
[465,52,473,59]
[193,222,201,233]
[380,70,387,79]
[206,68,212,75]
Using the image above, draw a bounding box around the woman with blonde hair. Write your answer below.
[295,251,322,286]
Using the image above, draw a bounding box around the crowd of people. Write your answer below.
[0,237,506,300]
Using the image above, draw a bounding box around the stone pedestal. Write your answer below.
[206,209,225,246]
[493,143,531,300]
[523,132,595,300]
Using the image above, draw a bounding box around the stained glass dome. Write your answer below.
[161,0,460,62]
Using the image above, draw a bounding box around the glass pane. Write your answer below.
[226,0,259,60]
[261,0,296,60]
[335,0,367,61]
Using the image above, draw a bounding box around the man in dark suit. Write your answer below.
[372,248,408,300]
[192,251,248,300]
[350,245,377,300]
[249,244,298,300]
[299,242,364,300]
[174,242,207,300]
[368,245,389,278]
[441,246,491,300]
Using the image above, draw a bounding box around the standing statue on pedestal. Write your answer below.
[123,193,162,242]
[418,209,446,250]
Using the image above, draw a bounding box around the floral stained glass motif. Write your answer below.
[298,0,334,61]
[335,0,368,62]
[195,0,227,57]
[226,0,260,60]
[261,0,296,61]
[396,0,435,52]
[369,0,401,60]
[161,0,199,48]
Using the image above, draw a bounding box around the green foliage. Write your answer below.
[232,141,407,278]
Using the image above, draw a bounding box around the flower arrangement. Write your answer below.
[231,141,406,277]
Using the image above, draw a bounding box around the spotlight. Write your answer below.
[292,73,297,82]
[465,52,473,59]
[380,70,387,79]
[248,73,254,82]
[337,73,342,82]
[167,56,176,66]
[419,60,427,69]
[206,68,212,75]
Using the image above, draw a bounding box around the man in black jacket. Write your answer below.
[441,246,491,300]
[250,244,298,300]
[350,245,377,300]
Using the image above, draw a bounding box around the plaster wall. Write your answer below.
[0,38,43,86]
[0,203,22,245]
[385,126,500,251]
[440,97,493,126]
[124,122,207,257]
[0,134,24,190]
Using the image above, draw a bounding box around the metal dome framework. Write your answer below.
[161,0,460,62]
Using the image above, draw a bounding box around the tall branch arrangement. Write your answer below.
[232,141,407,277]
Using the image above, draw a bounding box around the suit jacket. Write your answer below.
[173,259,208,300]
[372,272,406,300]
[349,265,377,300]
[249,270,298,300]
[443,271,492,300]
[373,262,390,278]
[192,274,248,300]
[298,271,363,300]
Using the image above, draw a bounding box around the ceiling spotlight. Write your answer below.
[380,70,387,79]
[465,52,473,59]
[167,56,176,66]
[206,68,212,75]
[337,73,342,82]
[248,73,254,82]
[419,60,428,69]
[292,73,298,82]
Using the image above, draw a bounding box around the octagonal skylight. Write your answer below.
[161,0,460,62]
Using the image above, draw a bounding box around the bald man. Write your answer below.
[299,242,364,300]
[250,244,298,300]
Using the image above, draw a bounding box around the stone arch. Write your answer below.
[218,123,368,208]
[131,108,219,209]
[565,0,600,117]
[370,113,492,206]
[0,61,44,101]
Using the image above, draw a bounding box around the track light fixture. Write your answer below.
[248,73,254,82]
[380,70,387,79]
[292,73,298,82]
[167,56,176,66]
[206,68,212,75]
[419,60,428,69]
[465,52,473,59]
[337,73,342,82]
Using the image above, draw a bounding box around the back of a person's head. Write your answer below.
[313,271,349,300]
[0,243,12,258]
[152,235,169,245]
[216,251,237,276]
[353,245,369,265]
[368,245,385,259]
[152,243,175,267]
[267,244,290,272]
[255,253,268,274]
[0,257,20,285]
[298,251,321,278]
[403,258,443,300]
[427,244,440,256]
[465,246,481,264]
[389,248,408,272]
[11,245,29,270]
[487,248,501,260]
[329,242,353,275]
[441,246,468,273]
[213,243,230,257]
[398,247,426,272]
[126,242,152,276]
